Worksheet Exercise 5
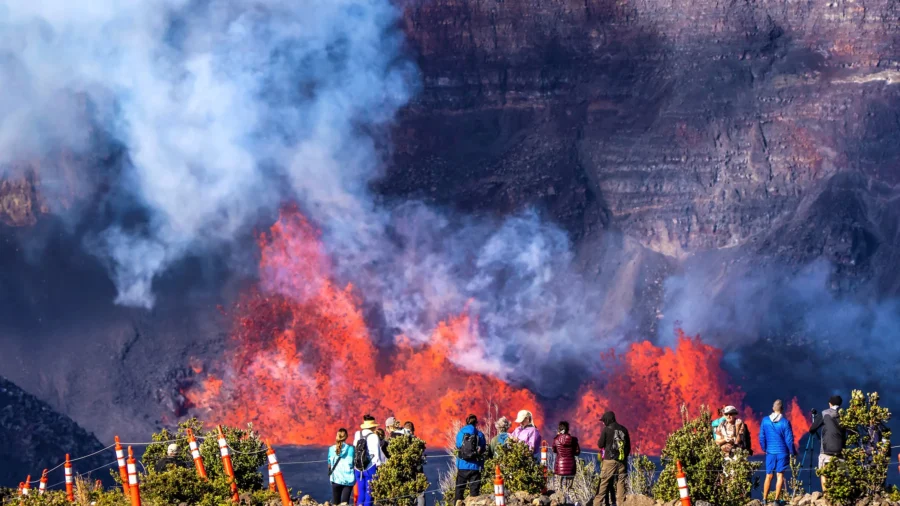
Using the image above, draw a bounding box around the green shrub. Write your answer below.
[372,435,429,506]
[820,390,892,505]
[628,453,656,496]
[139,466,233,506]
[653,406,759,506]
[142,418,267,492]
[479,439,546,496]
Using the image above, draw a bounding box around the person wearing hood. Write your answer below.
[760,400,795,505]
[552,421,581,499]
[510,410,543,457]
[808,395,844,492]
[597,411,630,506]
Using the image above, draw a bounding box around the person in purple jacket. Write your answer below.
[759,399,795,505]
[510,410,543,458]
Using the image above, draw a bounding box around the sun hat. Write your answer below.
[723,406,739,415]
[360,419,379,430]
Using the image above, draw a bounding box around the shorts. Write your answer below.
[765,454,789,474]
[818,454,835,469]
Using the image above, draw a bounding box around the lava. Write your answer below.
[185,207,807,451]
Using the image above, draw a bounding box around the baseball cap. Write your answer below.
[515,410,532,423]
[723,406,739,415]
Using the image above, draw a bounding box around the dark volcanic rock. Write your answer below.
[0,375,107,487]
[390,0,900,263]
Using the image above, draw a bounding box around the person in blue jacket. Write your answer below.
[760,399,795,505]
[455,414,487,502]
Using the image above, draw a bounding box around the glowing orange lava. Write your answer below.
[185,207,806,451]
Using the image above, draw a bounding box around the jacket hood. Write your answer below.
[601,411,616,425]
[769,413,783,423]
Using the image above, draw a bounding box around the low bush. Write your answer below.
[372,434,429,506]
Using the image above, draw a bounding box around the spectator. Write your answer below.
[715,406,748,458]
[596,411,630,506]
[489,417,512,457]
[386,417,405,438]
[553,421,581,499]
[809,395,844,492]
[353,417,385,506]
[402,421,426,506]
[403,421,416,436]
[329,428,356,505]
[375,428,390,459]
[760,400,795,505]
[455,414,487,503]
[153,443,188,473]
[511,410,543,457]
[711,406,726,436]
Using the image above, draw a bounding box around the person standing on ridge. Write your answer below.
[553,421,581,499]
[455,414,487,503]
[596,411,630,506]
[511,410,543,457]
[353,417,385,506]
[808,395,844,492]
[386,417,405,438]
[489,417,512,458]
[711,406,726,436]
[760,399,795,505]
[329,428,356,505]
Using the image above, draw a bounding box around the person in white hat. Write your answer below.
[153,443,187,473]
[510,409,542,457]
[714,405,747,458]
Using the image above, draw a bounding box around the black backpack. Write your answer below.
[739,424,754,456]
[458,430,482,461]
[354,434,373,471]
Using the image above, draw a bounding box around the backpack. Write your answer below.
[458,429,482,461]
[612,429,626,461]
[354,433,373,471]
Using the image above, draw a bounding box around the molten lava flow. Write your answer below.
[185,207,539,445]
[569,331,761,455]
[186,208,805,451]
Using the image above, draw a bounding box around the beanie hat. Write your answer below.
[829,395,843,407]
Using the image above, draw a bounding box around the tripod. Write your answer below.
[800,409,819,493]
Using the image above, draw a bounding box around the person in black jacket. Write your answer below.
[809,395,844,492]
[596,411,630,506]
[153,444,188,473]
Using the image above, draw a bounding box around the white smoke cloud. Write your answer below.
[2,0,623,387]
[1,0,413,307]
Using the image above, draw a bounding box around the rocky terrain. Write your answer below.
[0,375,107,487]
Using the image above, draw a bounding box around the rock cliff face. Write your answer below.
[390,0,900,263]
[0,376,107,487]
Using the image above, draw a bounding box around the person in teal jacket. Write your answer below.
[759,399,795,505]
[328,428,356,505]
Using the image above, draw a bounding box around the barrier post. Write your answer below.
[127,446,142,506]
[64,454,74,502]
[187,428,208,480]
[540,441,548,468]
[676,460,692,506]
[39,469,48,495]
[494,465,506,506]
[217,425,240,503]
[23,477,31,495]
[115,436,131,494]
[18,482,24,496]
[266,440,292,506]
[268,463,276,492]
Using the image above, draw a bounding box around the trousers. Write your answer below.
[355,466,378,506]
[597,460,627,506]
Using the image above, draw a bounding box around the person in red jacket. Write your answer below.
[552,421,581,500]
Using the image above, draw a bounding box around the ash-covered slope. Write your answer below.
[0,375,107,487]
